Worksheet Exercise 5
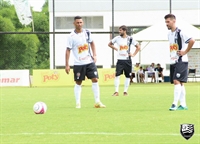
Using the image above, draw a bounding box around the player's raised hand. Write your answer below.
[65,65,70,74]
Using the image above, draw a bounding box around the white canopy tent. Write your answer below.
[133,19,200,42]
[133,19,200,64]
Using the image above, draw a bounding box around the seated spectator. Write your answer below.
[144,66,148,72]
[149,63,155,72]
[134,63,140,72]
[130,63,140,83]
[155,63,164,82]
[138,66,144,83]
[147,63,155,83]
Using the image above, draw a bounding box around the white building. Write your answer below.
[48,0,200,75]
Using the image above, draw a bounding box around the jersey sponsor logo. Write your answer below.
[79,55,91,61]
[171,57,178,60]
[119,45,128,50]
[78,44,88,54]
[119,53,127,56]
[170,43,179,52]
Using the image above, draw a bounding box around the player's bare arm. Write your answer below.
[108,41,118,51]
[177,38,195,56]
[129,44,140,57]
[90,41,97,63]
[65,49,71,74]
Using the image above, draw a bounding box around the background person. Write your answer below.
[130,63,140,83]
[65,16,106,108]
[165,14,195,111]
[147,63,155,83]
[155,63,164,82]
[138,66,144,83]
[108,25,140,96]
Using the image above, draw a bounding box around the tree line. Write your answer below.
[0,0,49,71]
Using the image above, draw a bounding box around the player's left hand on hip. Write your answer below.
[177,50,186,56]
[129,53,134,57]
[93,56,97,63]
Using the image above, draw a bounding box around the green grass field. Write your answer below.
[0,83,200,144]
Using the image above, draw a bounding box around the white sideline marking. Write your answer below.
[0,132,199,136]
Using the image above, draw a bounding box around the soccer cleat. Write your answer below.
[94,102,106,108]
[76,103,81,109]
[169,104,177,111]
[177,105,188,110]
[123,92,128,96]
[112,92,119,96]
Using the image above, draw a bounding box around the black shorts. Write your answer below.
[170,62,188,84]
[73,62,98,81]
[116,60,132,78]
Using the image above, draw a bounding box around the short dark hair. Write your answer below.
[74,16,82,21]
[164,14,176,20]
[119,25,127,31]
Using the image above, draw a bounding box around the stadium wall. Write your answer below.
[49,10,199,71]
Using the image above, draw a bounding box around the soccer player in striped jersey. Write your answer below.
[164,14,195,111]
[65,16,106,108]
[108,25,140,96]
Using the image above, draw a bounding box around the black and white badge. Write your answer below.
[180,124,194,140]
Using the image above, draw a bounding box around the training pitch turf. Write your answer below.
[0,83,200,144]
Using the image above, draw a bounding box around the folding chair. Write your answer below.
[188,69,196,82]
